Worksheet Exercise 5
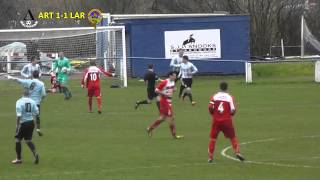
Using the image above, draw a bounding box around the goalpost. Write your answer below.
[246,16,320,84]
[0,26,127,87]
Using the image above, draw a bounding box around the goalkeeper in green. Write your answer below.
[53,52,72,100]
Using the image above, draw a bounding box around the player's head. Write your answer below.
[89,59,96,66]
[148,64,153,70]
[58,52,64,59]
[178,48,184,57]
[32,70,40,79]
[220,81,228,91]
[30,56,37,65]
[167,71,177,81]
[182,55,189,63]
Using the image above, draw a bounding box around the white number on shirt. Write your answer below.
[218,102,224,113]
[90,73,97,81]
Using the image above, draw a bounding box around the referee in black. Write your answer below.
[135,64,160,109]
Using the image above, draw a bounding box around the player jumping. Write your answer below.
[207,81,245,163]
[81,60,114,114]
[146,71,183,139]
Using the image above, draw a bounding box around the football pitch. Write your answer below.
[1,74,320,179]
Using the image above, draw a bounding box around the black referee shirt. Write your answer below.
[144,70,158,90]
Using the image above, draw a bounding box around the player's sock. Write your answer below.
[169,124,176,137]
[156,101,160,110]
[88,97,93,112]
[179,85,185,98]
[182,92,188,100]
[231,137,240,154]
[149,119,163,129]
[62,87,68,98]
[15,142,22,160]
[188,93,193,103]
[138,100,148,105]
[65,87,71,98]
[208,138,216,160]
[97,96,102,112]
[36,115,40,129]
[26,141,37,157]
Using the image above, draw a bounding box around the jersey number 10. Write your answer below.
[90,73,97,81]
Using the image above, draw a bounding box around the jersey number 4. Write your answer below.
[218,102,224,113]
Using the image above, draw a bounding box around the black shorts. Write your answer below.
[147,88,157,100]
[182,78,193,88]
[15,121,35,140]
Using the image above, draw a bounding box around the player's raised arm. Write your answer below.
[98,66,113,77]
[20,65,29,78]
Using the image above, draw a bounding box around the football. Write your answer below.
[61,67,68,73]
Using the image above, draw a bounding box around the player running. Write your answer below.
[207,81,245,163]
[81,60,114,114]
[53,51,72,100]
[20,56,42,79]
[178,55,198,105]
[146,71,183,139]
[11,89,40,164]
[8,70,46,136]
[135,64,160,110]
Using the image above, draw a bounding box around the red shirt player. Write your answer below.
[146,71,183,139]
[207,81,245,163]
[81,60,113,114]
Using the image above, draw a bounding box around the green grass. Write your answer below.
[0,73,320,180]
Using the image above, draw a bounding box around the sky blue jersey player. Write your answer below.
[8,70,46,136]
[12,89,40,164]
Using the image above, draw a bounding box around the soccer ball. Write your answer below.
[26,20,31,26]
[61,67,68,73]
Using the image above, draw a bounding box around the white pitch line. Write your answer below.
[221,135,320,169]
[0,162,221,179]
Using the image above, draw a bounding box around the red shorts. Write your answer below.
[210,120,236,139]
[159,103,173,117]
[87,87,101,97]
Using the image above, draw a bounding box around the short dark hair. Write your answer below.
[148,64,153,69]
[220,81,228,91]
[33,70,39,78]
[182,55,189,61]
[89,59,96,66]
[167,71,177,77]
[30,56,37,62]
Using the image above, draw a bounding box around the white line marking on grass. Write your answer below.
[221,135,320,169]
[0,162,222,179]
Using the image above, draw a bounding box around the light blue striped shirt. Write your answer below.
[16,97,39,123]
[17,79,46,105]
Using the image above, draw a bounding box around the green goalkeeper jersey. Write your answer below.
[53,57,71,84]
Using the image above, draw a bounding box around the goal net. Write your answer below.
[0,26,127,87]
[301,16,320,57]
